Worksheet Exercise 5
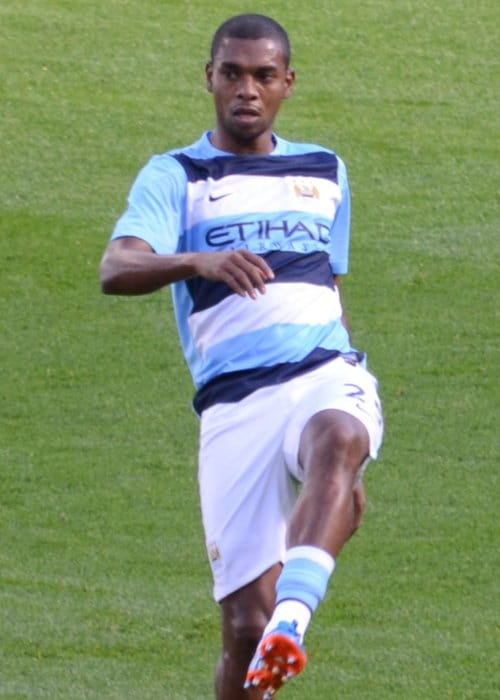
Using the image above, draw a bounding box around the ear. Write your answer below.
[284,67,296,99]
[205,61,214,93]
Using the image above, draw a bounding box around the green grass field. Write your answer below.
[1,0,499,697]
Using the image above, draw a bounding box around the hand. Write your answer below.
[193,249,275,299]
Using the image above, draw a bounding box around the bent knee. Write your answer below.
[220,565,279,654]
[224,610,267,653]
[300,409,369,471]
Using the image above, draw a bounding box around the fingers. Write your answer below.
[225,250,274,299]
[198,250,275,299]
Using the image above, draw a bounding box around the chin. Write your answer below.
[231,124,266,143]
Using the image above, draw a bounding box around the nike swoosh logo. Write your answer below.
[209,192,232,202]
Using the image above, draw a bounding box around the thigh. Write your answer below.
[283,357,384,480]
[199,386,298,602]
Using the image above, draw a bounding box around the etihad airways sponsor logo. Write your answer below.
[205,218,330,247]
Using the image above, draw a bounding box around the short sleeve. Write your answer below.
[329,156,351,275]
[112,154,187,254]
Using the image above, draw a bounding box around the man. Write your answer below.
[100,14,383,699]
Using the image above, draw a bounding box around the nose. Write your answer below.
[237,74,258,100]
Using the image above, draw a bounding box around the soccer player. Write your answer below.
[100,14,383,699]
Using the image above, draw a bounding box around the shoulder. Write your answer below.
[130,150,193,199]
[140,152,187,181]
[275,135,347,168]
[273,135,339,158]
[134,134,210,181]
[274,135,349,184]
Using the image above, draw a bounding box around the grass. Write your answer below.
[1,0,499,697]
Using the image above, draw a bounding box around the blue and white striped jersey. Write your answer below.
[113,131,354,412]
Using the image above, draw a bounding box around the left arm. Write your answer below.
[330,156,351,338]
[333,275,352,341]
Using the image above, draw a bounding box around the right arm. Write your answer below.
[99,236,275,298]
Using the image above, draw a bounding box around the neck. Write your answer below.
[209,129,276,155]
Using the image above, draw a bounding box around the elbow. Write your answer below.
[100,277,116,295]
[100,271,123,295]
[99,255,121,294]
[99,254,144,295]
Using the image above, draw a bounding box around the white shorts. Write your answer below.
[198,356,383,601]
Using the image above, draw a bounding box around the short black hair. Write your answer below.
[210,14,291,66]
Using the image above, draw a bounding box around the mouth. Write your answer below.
[232,105,260,123]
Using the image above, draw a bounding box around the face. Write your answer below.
[206,37,295,155]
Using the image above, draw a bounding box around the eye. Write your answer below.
[222,67,239,81]
[257,71,274,84]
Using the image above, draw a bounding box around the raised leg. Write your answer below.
[288,408,370,555]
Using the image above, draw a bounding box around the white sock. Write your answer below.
[263,599,312,642]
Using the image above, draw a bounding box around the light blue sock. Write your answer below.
[264,546,335,640]
[276,545,334,611]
